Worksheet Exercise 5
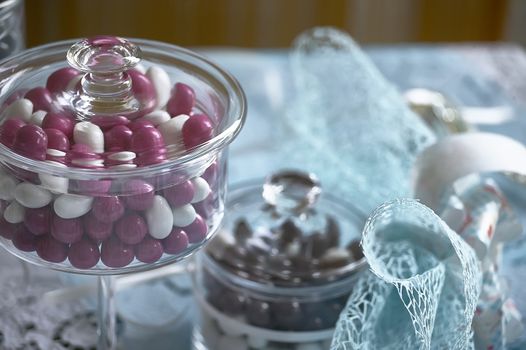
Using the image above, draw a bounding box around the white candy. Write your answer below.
[46,149,66,157]
[142,110,170,126]
[296,342,323,350]
[107,151,136,162]
[2,98,33,122]
[0,174,19,200]
[14,182,52,208]
[4,201,25,223]
[145,195,173,239]
[108,164,137,170]
[172,204,196,227]
[73,121,104,153]
[39,161,68,194]
[158,114,189,145]
[30,110,47,126]
[146,66,171,108]
[217,335,248,350]
[54,194,93,219]
[247,336,268,349]
[191,177,211,203]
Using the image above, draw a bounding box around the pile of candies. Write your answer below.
[207,218,364,284]
[197,218,364,350]
[0,63,220,269]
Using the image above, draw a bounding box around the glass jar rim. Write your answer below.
[0,38,247,181]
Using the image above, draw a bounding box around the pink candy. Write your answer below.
[135,237,163,263]
[104,125,133,152]
[129,119,155,131]
[84,212,114,242]
[13,124,48,160]
[45,128,70,151]
[42,112,75,139]
[46,67,80,94]
[91,115,130,130]
[202,161,219,186]
[128,69,156,111]
[12,227,37,252]
[0,119,26,148]
[193,193,214,219]
[24,87,54,112]
[130,125,165,153]
[162,228,189,254]
[92,196,125,223]
[51,215,83,244]
[24,206,51,235]
[167,83,195,117]
[183,214,208,243]
[69,238,100,269]
[115,213,147,245]
[101,237,134,268]
[134,148,167,166]
[163,180,195,207]
[122,179,155,211]
[0,218,20,239]
[130,126,167,166]
[182,114,213,149]
[36,235,68,263]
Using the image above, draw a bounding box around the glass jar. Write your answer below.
[0,36,246,274]
[192,171,366,349]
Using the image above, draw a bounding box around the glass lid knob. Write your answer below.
[66,36,145,118]
[262,170,321,214]
[67,36,141,74]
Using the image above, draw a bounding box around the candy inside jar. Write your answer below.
[192,171,366,349]
[0,36,246,273]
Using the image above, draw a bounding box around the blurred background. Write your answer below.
[25,0,526,48]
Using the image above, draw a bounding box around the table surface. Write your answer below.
[0,44,525,349]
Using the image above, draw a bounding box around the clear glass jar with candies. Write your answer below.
[0,36,246,273]
[192,171,366,350]
[0,35,246,349]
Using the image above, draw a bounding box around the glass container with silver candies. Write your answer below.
[0,36,246,349]
[192,171,366,350]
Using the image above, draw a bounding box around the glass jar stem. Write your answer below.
[97,275,117,350]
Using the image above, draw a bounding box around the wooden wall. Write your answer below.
[25,0,510,48]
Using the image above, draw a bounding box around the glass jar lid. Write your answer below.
[205,170,367,287]
[0,36,246,189]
